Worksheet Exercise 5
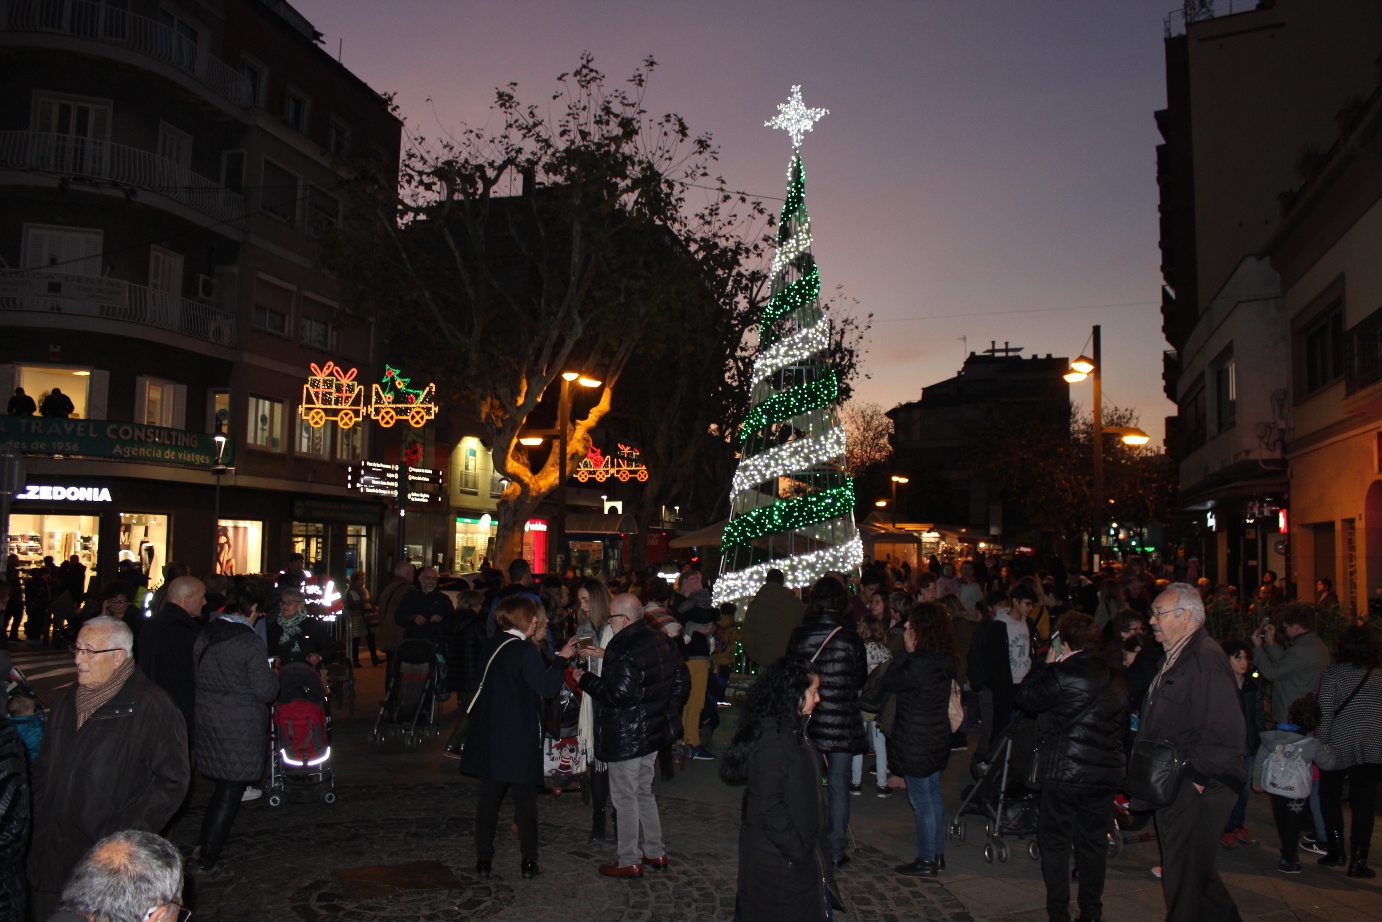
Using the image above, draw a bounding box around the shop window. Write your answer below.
[8,513,99,573]
[119,513,166,585]
[522,519,547,573]
[345,524,368,577]
[217,519,262,575]
[17,365,90,418]
[291,522,326,571]
[208,389,230,435]
[454,516,496,573]
[253,276,292,335]
[306,186,338,238]
[247,395,283,451]
[261,159,299,225]
[297,415,331,458]
[336,420,362,462]
[22,223,103,277]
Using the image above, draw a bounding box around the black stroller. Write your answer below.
[369,638,440,751]
[949,718,1043,863]
[269,661,335,806]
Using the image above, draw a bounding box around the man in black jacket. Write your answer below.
[575,593,690,879]
[395,566,455,645]
[136,575,204,744]
[787,577,867,869]
[1139,583,1246,922]
[1017,612,1128,922]
[970,584,1040,756]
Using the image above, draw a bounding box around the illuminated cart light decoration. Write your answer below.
[575,443,650,483]
[369,365,437,428]
[299,361,364,429]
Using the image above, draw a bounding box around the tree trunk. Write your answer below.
[494,486,541,568]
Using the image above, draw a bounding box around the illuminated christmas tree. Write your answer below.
[713,87,861,612]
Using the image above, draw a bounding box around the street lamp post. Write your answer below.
[889,475,909,530]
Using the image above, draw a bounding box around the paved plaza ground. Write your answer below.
[16,647,1382,921]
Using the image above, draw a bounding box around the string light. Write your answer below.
[751,322,830,387]
[722,482,856,549]
[765,86,829,150]
[731,428,846,495]
[740,370,839,439]
[712,536,863,610]
[761,262,820,329]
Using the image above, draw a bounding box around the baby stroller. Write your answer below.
[949,718,1043,863]
[369,638,440,751]
[269,661,335,807]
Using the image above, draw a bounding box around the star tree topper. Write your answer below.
[766,85,829,148]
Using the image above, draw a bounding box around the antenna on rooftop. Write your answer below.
[982,341,1024,357]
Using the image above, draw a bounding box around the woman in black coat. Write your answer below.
[786,577,866,866]
[721,657,840,922]
[882,601,959,878]
[192,581,279,880]
[460,595,577,880]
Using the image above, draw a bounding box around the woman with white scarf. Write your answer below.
[575,578,614,842]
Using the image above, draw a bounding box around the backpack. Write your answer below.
[1262,739,1313,799]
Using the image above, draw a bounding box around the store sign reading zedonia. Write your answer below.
[0,417,235,468]
[16,484,113,502]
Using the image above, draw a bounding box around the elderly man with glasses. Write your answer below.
[1139,583,1247,922]
[28,617,190,921]
[47,830,187,922]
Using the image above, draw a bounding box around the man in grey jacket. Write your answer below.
[1254,605,1331,723]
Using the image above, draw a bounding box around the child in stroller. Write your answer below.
[269,660,335,806]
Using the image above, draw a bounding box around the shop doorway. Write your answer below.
[7,513,98,571]
[454,516,496,574]
[119,513,167,586]
[217,520,263,576]
[1365,482,1382,616]
[291,522,329,573]
[345,525,369,578]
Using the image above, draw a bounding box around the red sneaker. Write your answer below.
[1233,827,1259,846]
[1219,832,1239,849]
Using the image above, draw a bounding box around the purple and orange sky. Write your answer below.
[297,0,1178,439]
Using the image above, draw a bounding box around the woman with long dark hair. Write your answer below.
[575,578,615,842]
[1316,625,1382,876]
[721,658,838,921]
[883,601,959,877]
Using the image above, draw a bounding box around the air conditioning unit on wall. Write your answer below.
[196,274,217,301]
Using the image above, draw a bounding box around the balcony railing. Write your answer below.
[0,269,238,347]
[0,131,246,227]
[1345,306,1382,396]
[0,0,253,107]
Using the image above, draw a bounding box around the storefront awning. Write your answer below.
[669,520,727,549]
[565,512,639,535]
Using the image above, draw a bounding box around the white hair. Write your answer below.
[60,829,183,921]
[1153,582,1205,625]
[82,616,134,654]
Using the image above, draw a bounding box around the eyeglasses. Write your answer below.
[1149,607,1191,621]
[73,646,123,658]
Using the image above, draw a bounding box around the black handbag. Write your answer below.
[1125,738,1188,808]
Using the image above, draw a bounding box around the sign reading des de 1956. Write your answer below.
[0,417,235,469]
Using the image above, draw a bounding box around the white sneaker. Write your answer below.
[241,787,263,802]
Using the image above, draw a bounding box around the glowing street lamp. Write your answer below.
[889,474,909,529]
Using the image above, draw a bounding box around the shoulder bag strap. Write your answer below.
[466,637,520,714]
[811,626,843,663]
[1333,667,1375,718]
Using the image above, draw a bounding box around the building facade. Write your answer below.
[0,0,401,591]
[1156,0,1382,592]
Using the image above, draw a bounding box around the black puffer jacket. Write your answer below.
[882,650,957,778]
[1015,650,1128,789]
[0,719,29,922]
[787,609,867,754]
[193,619,279,782]
[579,620,691,762]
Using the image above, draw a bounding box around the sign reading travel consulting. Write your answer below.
[0,417,235,469]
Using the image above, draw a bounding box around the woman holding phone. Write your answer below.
[574,579,615,841]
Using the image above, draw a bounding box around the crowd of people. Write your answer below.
[1,546,1380,922]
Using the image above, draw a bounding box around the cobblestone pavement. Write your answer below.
[174,781,975,922]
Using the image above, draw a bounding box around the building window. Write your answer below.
[221,150,245,195]
[328,119,352,157]
[209,389,230,435]
[261,159,299,225]
[17,365,91,418]
[155,8,199,69]
[247,395,283,451]
[1215,361,1236,433]
[239,57,265,107]
[253,277,293,335]
[156,121,191,168]
[460,442,479,494]
[148,246,183,295]
[137,377,177,427]
[283,87,310,133]
[306,186,338,238]
[490,461,505,498]
[297,416,330,458]
[336,421,362,462]
[1182,380,1206,452]
[299,316,329,348]
[22,224,103,276]
[1303,308,1345,395]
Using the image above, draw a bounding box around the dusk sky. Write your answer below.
[295,0,1178,438]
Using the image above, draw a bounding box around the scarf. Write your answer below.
[75,656,136,730]
[278,611,308,653]
[1149,627,1197,701]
